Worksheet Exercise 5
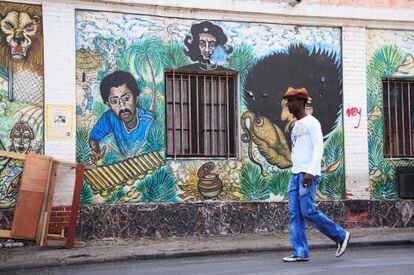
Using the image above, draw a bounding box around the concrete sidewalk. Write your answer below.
[1,227,413,272]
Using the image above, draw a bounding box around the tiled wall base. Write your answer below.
[1,200,413,239]
[77,200,414,239]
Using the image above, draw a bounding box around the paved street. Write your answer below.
[6,245,414,275]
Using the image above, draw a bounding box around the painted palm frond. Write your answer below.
[92,101,108,118]
[116,50,129,72]
[240,162,269,201]
[368,114,382,136]
[366,44,407,200]
[366,65,382,96]
[127,37,164,75]
[368,134,397,200]
[127,37,164,111]
[323,128,343,163]
[269,169,291,200]
[162,40,191,69]
[370,45,406,77]
[102,151,123,165]
[137,167,177,202]
[138,93,152,110]
[80,181,94,205]
[227,44,255,90]
[154,90,165,122]
[105,188,127,204]
[319,128,346,198]
[366,93,382,119]
[368,135,383,170]
[76,126,92,165]
[319,167,345,200]
[371,180,397,200]
[140,124,165,155]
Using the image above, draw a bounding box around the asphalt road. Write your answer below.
[6,245,414,275]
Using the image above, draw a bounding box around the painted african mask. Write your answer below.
[10,121,34,154]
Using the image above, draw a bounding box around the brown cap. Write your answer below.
[282,87,309,101]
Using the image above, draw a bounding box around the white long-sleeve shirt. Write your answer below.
[290,115,323,176]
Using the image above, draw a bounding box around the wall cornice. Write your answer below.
[72,0,414,30]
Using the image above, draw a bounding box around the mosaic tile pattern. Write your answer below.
[0,207,14,230]
[1,200,413,239]
[77,200,414,239]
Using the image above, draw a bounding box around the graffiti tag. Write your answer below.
[346,107,362,129]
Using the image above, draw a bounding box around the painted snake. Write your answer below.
[241,111,292,173]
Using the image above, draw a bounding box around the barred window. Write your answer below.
[383,78,414,158]
[165,70,238,158]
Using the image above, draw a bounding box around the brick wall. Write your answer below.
[42,0,78,206]
[342,26,370,199]
[48,206,73,234]
[43,0,76,162]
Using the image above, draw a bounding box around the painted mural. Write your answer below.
[0,2,44,207]
[367,30,414,199]
[75,10,344,204]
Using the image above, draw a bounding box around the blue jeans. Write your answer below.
[288,173,347,258]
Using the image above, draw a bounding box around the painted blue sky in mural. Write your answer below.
[75,10,341,62]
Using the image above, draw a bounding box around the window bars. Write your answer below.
[382,78,414,158]
[165,70,237,159]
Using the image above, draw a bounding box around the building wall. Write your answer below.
[0,0,413,215]
[0,1,44,207]
[342,26,369,199]
[366,29,414,200]
[74,10,345,204]
[41,2,414,206]
[306,0,414,9]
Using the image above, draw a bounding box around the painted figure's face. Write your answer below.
[10,122,33,154]
[107,84,136,124]
[0,11,40,60]
[199,33,216,63]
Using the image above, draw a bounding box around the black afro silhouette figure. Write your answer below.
[244,44,342,139]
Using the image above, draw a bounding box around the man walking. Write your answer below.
[282,87,350,262]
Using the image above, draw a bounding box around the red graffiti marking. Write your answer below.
[346,107,362,129]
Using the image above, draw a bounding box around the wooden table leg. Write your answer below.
[66,164,85,249]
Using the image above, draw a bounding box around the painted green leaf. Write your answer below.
[269,169,291,200]
[80,181,94,205]
[240,162,269,201]
[137,167,177,202]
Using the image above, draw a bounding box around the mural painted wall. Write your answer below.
[367,30,414,199]
[0,2,44,207]
[75,10,344,204]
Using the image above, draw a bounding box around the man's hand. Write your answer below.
[90,139,107,164]
[91,145,106,164]
[302,173,314,188]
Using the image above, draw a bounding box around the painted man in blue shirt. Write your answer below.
[89,71,154,164]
